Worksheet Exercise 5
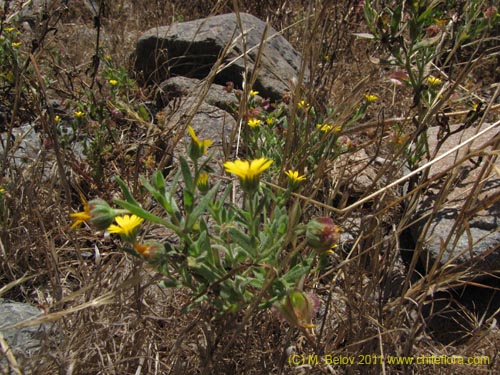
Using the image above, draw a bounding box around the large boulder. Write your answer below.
[156,76,239,115]
[135,13,307,101]
[409,122,500,275]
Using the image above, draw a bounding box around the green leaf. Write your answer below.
[390,5,402,35]
[184,189,194,213]
[187,256,221,283]
[414,34,441,49]
[160,279,179,288]
[229,227,255,258]
[114,198,180,234]
[137,103,150,122]
[186,181,220,230]
[153,170,166,194]
[416,2,440,24]
[179,156,193,192]
[114,176,139,205]
[140,176,172,214]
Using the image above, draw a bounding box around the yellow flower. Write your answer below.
[108,214,144,241]
[197,172,209,192]
[109,79,118,86]
[249,90,259,97]
[74,111,85,118]
[364,93,378,103]
[104,54,112,60]
[188,125,213,160]
[11,41,21,48]
[317,123,332,132]
[433,18,448,27]
[54,115,61,123]
[266,117,275,125]
[69,194,92,229]
[0,187,5,194]
[224,158,273,193]
[427,76,442,86]
[285,170,306,183]
[285,170,306,191]
[5,27,15,32]
[297,100,310,110]
[317,123,341,133]
[247,118,262,128]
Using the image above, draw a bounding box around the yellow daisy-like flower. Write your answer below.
[427,76,442,86]
[74,111,85,118]
[364,93,378,103]
[54,115,61,123]
[5,27,15,32]
[266,117,275,125]
[188,125,213,160]
[285,170,306,191]
[108,214,144,241]
[297,100,310,110]
[0,187,5,194]
[224,158,273,193]
[109,79,118,86]
[69,194,92,229]
[11,41,21,48]
[249,90,259,97]
[285,170,306,183]
[317,123,341,133]
[104,54,112,60]
[197,171,209,192]
[317,123,333,132]
[247,118,262,128]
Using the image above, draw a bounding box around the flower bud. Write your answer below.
[133,240,164,261]
[88,199,126,230]
[306,217,340,251]
[276,289,319,329]
[196,172,209,193]
[188,126,212,161]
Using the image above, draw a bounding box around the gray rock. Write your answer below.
[3,0,52,28]
[409,122,500,274]
[0,299,48,372]
[156,76,239,115]
[162,96,237,164]
[0,123,42,169]
[135,13,307,101]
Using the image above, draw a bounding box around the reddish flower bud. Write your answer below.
[306,217,340,251]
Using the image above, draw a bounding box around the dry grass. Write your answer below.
[1,0,499,374]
